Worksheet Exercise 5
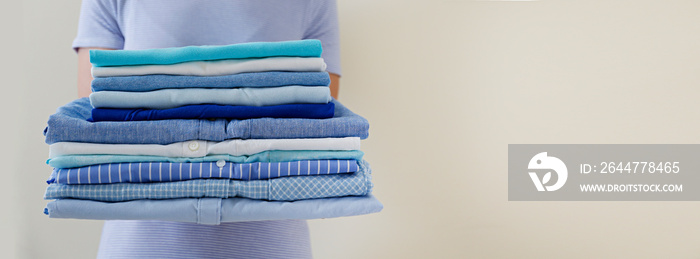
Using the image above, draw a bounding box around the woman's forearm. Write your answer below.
[77,47,113,98]
[329,73,340,99]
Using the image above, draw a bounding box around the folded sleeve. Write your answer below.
[304,0,341,76]
[72,0,124,51]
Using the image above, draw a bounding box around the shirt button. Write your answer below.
[188,141,199,151]
[216,160,226,168]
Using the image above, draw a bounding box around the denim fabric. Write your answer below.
[45,195,383,225]
[90,39,323,67]
[48,150,365,169]
[92,71,330,92]
[44,160,373,202]
[92,58,327,78]
[48,160,358,184]
[89,86,331,109]
[44,98,369,144]
[89,103,334,122]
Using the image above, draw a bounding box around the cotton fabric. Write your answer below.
[90,39,322,67]
[44,161,373,202]
[49,137,360,158]
[46,195,383,225]
[75,0,341,75]
[89,103,335,121]
[92,57,327,78]
[48,151,365,169]
[89,86,331,109]
[48,159,359,184]
[45,98,370,144]
[97,220,314,258]
[92,71,329,92]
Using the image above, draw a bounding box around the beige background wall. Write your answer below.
[5,0,700,258]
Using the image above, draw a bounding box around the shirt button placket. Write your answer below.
[187,141,203,157]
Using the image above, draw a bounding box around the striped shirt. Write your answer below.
[44,166,372,202]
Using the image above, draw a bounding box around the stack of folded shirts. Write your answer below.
[42,40,383,225]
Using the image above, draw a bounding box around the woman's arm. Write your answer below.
[79,47,340,99]
[329,73,339,99]
[78,47,113,98]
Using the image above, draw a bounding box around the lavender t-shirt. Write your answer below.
[73,0,341,75]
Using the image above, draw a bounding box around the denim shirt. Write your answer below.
[44,98,369,144]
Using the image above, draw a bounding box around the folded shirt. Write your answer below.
[44,98,369,144]
[90,86,331,109]
[49,137,360,158]
[44,195,383,225]
[92,57,327,78]
[89,103,335,122]
[90,39,323,67]
[93,71,330,92]
[48,160,359,184]
[44,160,373,202]
[49,151,364,169]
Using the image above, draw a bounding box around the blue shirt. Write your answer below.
[45,195,383,225]
[45,98,369,144]
[44,160,372,202]
[91,71,331,92]
[89,103,335,121]
[48,159,359,184]
[48,150,365,169]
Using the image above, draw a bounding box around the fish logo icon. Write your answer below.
[528,152,567,191]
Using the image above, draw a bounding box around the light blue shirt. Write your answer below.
[46,195,383,225]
